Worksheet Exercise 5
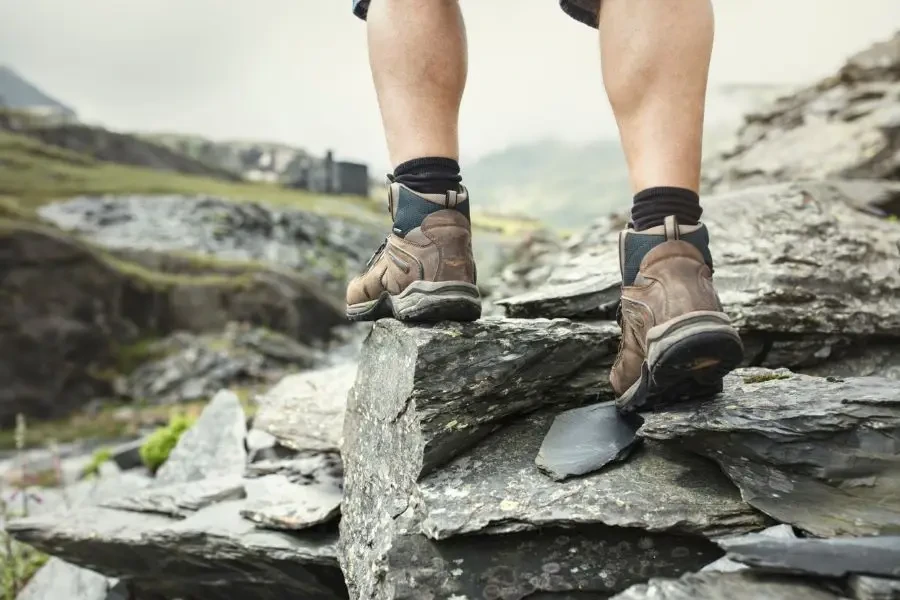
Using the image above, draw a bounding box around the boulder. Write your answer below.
[702,32,900,194]
[339,319,768,599]
[16,557,117,600]
[0,220,344,425]
[495,181,900,377]
[639,369,900,537]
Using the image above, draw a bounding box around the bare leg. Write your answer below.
[366,0,467,167]
[599,0,714,193]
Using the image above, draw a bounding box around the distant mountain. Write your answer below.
[464,84,793,229]
[0,66,76,120]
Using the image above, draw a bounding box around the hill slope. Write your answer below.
[0,65,76,118]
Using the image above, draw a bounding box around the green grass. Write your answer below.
[0,130,384,223]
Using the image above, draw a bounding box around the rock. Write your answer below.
[0,221,345,425]
[535,401,640,481]
[344,318,620,479]
[246,428,279,462]
[100,475,245,518]
[610,571,843,600]
[7,502,347,600]
[241,474,342,531]
[254,363,358,453]
[154,390,248,485]
[110,439,144,471]
[16,557,117,600]
[340,397,767,599]
[702,32,900,194]
[37,194,384,292]
[245,452,343,485]
[849,575,900,600]
[494,181,900,376]
[125,326,324,405]
[702,525,797,573]
[719,534,900,578]
[639,369,900,537]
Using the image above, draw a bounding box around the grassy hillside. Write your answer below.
[0,129,384,223]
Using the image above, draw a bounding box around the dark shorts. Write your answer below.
[352,0,600,28]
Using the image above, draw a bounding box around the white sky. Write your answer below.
[1,1,898,172]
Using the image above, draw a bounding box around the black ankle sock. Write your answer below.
[393,157,462,194]
[631,187,702,231]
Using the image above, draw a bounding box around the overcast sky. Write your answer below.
[1,1,898,171]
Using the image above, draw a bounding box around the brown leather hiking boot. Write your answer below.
[345,181,481,322]
[611,215,744,413]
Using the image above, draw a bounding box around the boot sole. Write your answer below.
[346,281,482,323]
[616,311,744,413]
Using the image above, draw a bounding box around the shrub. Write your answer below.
[139,414,194,473]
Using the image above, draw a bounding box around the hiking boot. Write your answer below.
[345,181,481,322]
[611,215,743,413]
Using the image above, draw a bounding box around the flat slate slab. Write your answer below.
[639,369,900,537]
[7,502,346,600]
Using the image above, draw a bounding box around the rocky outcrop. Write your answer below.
[37,194,384,292]
[639,369,900,537]
[702,31,900,196]
[0,219,344,424]
[124,325,325,405]
[8,391,348,600]
[495,180,900,378]
[338,319,769,600]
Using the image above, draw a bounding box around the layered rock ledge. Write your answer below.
[338,319,769,600]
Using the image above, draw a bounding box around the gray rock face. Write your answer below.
[7,503,346,600]
[254,363,358,452]
[535,401,639,481]
[702,32,900,194]
[16,557,117,600]
[494,181,900,377]
[719,535,900,578]
[639,369,900,537]
[241,474,342,531]
[155,389,248,485]
[38,194,384,292]
[611,572,843,600]
[344,318,620,480]
[125,326,324,405]
[340,322,768,600]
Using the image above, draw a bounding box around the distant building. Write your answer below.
[286,149,370,196]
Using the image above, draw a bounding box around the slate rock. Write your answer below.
[100,475,245,517]
[610,571,842,600]
[639,368,900,536]
[849,575,900,600]
[535,401,640,481]
[702,32,900,192]
[494,182,900,373]
[719,534,900,578]
[7,502,346,600]
[241,474,342,531]
[254,363,357,452]
[702,524,797,573]
[154,389,248,485]
[245,452,343,485]
[340,407,767,600]
[345,317,620,479]
[110,439,144,471]
[16,557,117,600]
